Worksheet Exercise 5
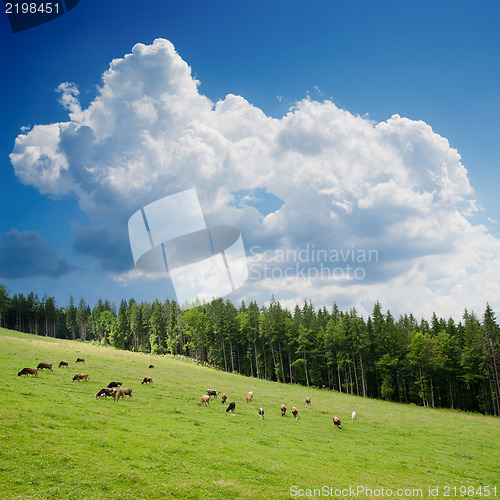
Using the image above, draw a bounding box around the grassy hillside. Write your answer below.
[0,328,499,500]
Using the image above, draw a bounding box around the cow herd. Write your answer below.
[198,389,352,429]
[18,358,355,428]
[17,357,149,403]
[17,359,84,377]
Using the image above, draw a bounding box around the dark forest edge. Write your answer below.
[1,284,499,416]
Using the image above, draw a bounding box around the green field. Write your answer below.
[0,328,499,500]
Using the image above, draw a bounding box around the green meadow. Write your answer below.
[0,328,499,500]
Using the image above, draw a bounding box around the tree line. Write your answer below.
[1,283,499,416]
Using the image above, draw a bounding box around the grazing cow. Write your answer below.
[280,404,287,416]
[37,362,53,371]
[197,395,210,406]
[305,397,311,406]
[258,408,264,420]
[351,411,357,421]
[333,417,343,429]
[245,395,252,403]
[18,367,38,377]
[58,361,69,367]
[142,377,153,384]
[292,407,299,419]
[107,381,122,388]
[149,364,154,369]
[221,393,227,404]
[247,391,253,401]
[72,373,89,382]
[95,388,117,401]
[207,389,218,398]
[117,388,133,399]
[76,358,85,363]
[226,401,236,413]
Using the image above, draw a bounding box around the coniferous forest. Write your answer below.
[1,283,499,416]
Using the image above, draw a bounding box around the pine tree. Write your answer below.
[66,296,77,340]
[483,304,500,416]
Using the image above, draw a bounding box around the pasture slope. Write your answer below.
[0,327,499,500]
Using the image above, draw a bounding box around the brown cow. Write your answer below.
[117,388,133,399]
[76,358,85,363]
[142,377,153,384]
[305,397,311,406]
[258,407,264,420]
[37,362,53,371]
[226,401,236,413]
[18,367,38,377]
[333,417,342,429]
[95,388,117,401]
[292,407,299,419]
[197,395,210,406]
[245,395,252,403]
[72,373,89,382]
[280,404,287,416]
[207,389,218,398]
[107,381,122,388]
[247,391,253,401]
[221,393,227,404]
[58,361,69,367]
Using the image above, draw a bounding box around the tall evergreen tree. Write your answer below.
[483,304,500,416]
[0,285,12,328]
[66,296,77,341]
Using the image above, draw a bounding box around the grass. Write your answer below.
[0,327,499,499]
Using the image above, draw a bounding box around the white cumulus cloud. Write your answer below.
[9,38,500,318]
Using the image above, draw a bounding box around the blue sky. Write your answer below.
[1,0,499,318]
